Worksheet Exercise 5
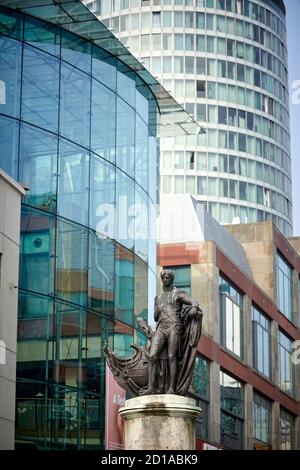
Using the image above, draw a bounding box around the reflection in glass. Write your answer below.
[61,29,91,73]
[60,62,91,148]
[90,154,115,234]
[134,257,148,321]
[91,79,116,163]
[88,232,114,317]
[19,123,58,212]
[92,46,116,91]
[135,114,149,191]
[0,115,19,179]
[115,169,134,250]
[19,206,55,296]
[0,36,21,118]
[115,244,134,326]
[22,44,59,133]
[116,98,135,178]
[24,15,60,56]
[58,139,89,226]
[56,219,88,307]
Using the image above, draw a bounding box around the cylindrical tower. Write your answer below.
[88,0,292,235]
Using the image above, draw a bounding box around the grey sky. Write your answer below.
[286,0,300,235]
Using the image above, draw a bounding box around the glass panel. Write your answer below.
[19,206,55,296]
[114,245,134,326]
[88,232,114,318]
[117,63,136,107]
[22,44,59,133]
[19,123,58,212]
[91,78,116,163]
[116,98,135,178]
[90,154,115,236]
[92,46,116,91]
[115,170,134,251]
[60,62,91,148]
[0,7,23,40]
[134,186,148,263]
[0,36,21,118]
[134,257,148,322]
[61,29,91,73]
[0,115,19,179]
[58,139,89,226]
[24,14,60,56]
[56,219,88,307]
[135,114,149,192]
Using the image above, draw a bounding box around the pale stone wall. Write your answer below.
[0,171,24,450]
[288,237,300,256]
[225,222,276,302]
[191,241,219,342]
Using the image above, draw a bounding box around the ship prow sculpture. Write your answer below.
[104,269,203,397]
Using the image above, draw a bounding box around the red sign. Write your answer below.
[105,366,126,450]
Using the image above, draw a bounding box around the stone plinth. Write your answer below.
[119,394,202,450]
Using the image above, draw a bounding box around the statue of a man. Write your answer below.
[141,269,203,395]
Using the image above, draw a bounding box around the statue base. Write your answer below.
[119,394,202,450]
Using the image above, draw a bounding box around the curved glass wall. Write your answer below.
[0,6,158,449]
[95,0,292,235]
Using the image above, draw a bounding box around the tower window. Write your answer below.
[196,80,206,98]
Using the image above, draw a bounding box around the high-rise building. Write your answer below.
[0,0,197,449]
[86,0,293,236]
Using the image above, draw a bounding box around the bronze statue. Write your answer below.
[104,269,203,396]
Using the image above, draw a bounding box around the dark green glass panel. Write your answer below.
[0,6,23,40]
[24,13,60,55]
[19,206,55,296]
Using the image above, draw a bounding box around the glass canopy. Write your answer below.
[0,0,205,137]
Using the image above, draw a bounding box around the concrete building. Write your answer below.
[158,195,300,449]
[0,170,25,449]
[84,0,292,236]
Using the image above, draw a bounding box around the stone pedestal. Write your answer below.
[119,394,202,450]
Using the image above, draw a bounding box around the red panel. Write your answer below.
[157,244,199,266]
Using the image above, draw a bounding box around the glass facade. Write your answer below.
[219,276,243,357]
[278,330,294,397]
[190,354,210,439]
[253,391,272,445]
[276,251,293,320]
[91,0,293,236]
[220,370,243,449]
[0,5,159,449]
[252,305,271,378]
[280,407,295,450]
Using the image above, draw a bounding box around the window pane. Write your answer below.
[0,115,19,179]
[0,36,22,118]
[22,44,59,133]
[91,79,116,163]
[60,62,91,147]
[19,123,57,212]
[58,139,89,226]
[56,219,88,306]
[19,206,55,296]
